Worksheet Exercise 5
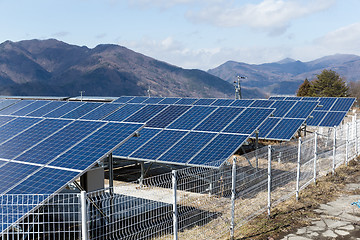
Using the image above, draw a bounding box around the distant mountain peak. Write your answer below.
[276,58,296,64]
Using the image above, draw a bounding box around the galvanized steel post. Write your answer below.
[332,127,336,174]
[268,145,272,217]
[314,132,317,183]
[81,191,88,240]
[230,156,237,240]
[296,137,301,201]
[172,170,178,240]
[346,123,349,166]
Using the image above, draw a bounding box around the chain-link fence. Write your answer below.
[1,117,359,239]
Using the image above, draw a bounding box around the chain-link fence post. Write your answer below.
[172,170,178,240]
[346,123,349,166]
[81,191,88,240]
[296,137,301,201]
[355,114,358,156]
[268,145,272,217]
[314,132,317,183]
[230,156,237,240]
[332,127,336,174]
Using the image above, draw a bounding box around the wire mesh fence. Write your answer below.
[1,117,360,239]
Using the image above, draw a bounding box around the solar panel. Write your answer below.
[166,106,217,130]
[0,116,16,127]
[194,107,244,132]
[316,97,336,111]
[193,98,216,106]
[157,98,181,104]
[319,111,347,127]
[250,100,274,108]
[265,118,304,140]
[104,104,144,122]
[60,102,103,119]
[255,117,281,138]
[26,101,67,117]
[0,117,42,144]
[270,100,297,117]
[142,97,165,104]
[211,99,234,106]
[129,130,187,161]
[0,119,71,160]
[124,104,168,123]
[268,96,286,100]
[285,101,318,119]
[188,134,248,167]
[113,96,134,103]
[285,96,302,101]
[49,122,143,171]
[174,98,198,105]
[127,96,149,103]
[146,105,191,128]
[10,101,49,116]
[330,98,355,111]
[43,102,84,118]
[80,103,123,120]
[306,110,327,126]
[230,99,254,107]
[113,128,161,157]
[0,100,34,115]
[302,97,319,101]
[158,132,216,164]
[0,99,18,111]
[223,108,274,134]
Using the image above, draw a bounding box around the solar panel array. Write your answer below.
[269,96,356,127]
[0,99,144,233]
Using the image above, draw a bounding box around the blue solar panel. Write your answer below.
[211,99,235,106]
[0,99,18,111]
[268,96,286,100]
[158,98,181,104]
[0,117,42,144]
[124,104,168,123]
[49,122,143,170]
[266,118,304,140]
[104,104,144,122]
[0,119,71,160]
[285,97,302,101]
[113,96,134,103]
[306,111,327,126]
[223,108,274,134]
[302,97,319,101]
[255,117,281,138]
[43,102,84,118]
[230,99,254,107]
[127,96,149,103]
[317,98,336,111]
[146,105,191,128]
[159,132,216,164]
[10,101,49,116]
[0,100,34,115]
[285,101,318,119]
[188,134,248,167]
[61,102,103,119]
[270,100,297,117]
[130,130,187,160]
[174,98,198,105]
[15,121,105,165]
[0,116,16,127]
[319,111,347,127]
[330,98,355,111]
[80,103,123,120]
[27,101,66,117]
[0,162,40,194]
[142,97,165,104]
[195,107,244,132]
[167,106,217,130]
[250,100,274,108]
[113,128,161,157]
[7,167,79,194]
[193,99,216,106]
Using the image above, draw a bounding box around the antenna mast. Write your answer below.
[234,76,246,99]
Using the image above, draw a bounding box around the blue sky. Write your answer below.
[1,0,360,70]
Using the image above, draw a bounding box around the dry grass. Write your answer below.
[234,158,360,240]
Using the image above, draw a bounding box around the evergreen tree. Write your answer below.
[310,69,348,97]
[296,78,311,96]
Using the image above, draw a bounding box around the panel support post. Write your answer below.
[172,170,178,240]
[230,156,237,240]
[356,114,358,156]
[140,161,145,188]
[346,123,349,166]
[314,132,317,184]
[108,153,114,195]
[255,130,259,170]
[296,137,301,201]
[81,191,88,240]
[267,145,272,217]
[332,127,336,175]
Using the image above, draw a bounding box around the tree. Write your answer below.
[296,78,311,96]
[348,81,360,105]
[310,69,348,97]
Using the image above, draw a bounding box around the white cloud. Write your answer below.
[187,0,335,36]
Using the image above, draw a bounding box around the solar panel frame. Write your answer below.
[113,96,134,103]
[0,100,35,115]
[193,98,216,106]
[319,111,347,127]
[330,98,355,112]
[265,118,305,141]
[10,100,50,116]
[26,101,67,117]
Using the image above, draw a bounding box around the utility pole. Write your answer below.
[80,91,85,102]
[234,76,246,99]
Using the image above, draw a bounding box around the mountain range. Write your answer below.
[208,54,360,95]
[0,39,264,99]
[0,39,359,99]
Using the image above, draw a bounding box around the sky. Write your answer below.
[1,0,360,70]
